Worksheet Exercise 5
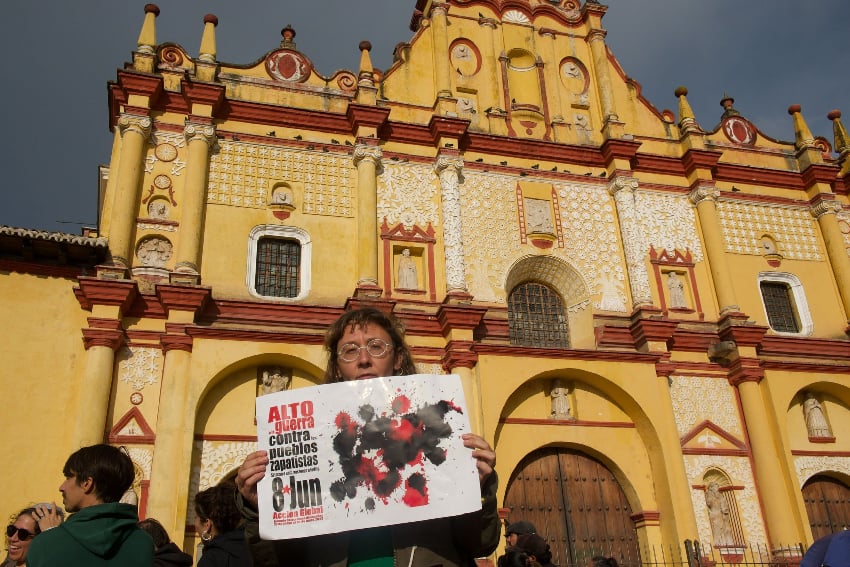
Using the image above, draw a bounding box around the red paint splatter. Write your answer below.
[402,473,428,507]
[388,417,418,442]
[392,394,411,414]
[335,412,357,434]
[445,400,464,414]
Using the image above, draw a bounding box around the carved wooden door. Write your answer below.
[504,448,640,567]
[802,474,850,540]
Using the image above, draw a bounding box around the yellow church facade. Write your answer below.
[2,1,850,565]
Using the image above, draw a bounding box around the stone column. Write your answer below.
[109,113,152,268]
[688,185,740,314]
[172,121,216,282]
[539,29,564,122]
[74,316,125,446]
[811,198,850,323]
[587,29,617,123]
[146,331,193,538]
[608,176,652,307]
[353,143,383,291]
[431,1,453,100]
[478,16,501,111]
[435,154,468,294]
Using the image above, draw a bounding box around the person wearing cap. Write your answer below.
[504,521,537,547]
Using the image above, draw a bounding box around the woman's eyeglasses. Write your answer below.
[6,525,35,540]
[337,338,393,362]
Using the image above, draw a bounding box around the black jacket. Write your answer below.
[199,529,253,567]
[154,542,193,567]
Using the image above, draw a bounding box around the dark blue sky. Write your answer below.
[2,1,847,232]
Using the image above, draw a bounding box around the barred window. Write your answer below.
[247,225,310,300]
[255,238,301,298]
[508,282,569,348]
[760,281,799,333]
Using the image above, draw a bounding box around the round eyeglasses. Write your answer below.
[337,338,393,362]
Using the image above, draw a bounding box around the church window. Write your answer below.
[757,272,812,335]
[508,282,569,348]
[247,225,311,301]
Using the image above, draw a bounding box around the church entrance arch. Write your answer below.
[503,447,640,567]
[802,474,850,540]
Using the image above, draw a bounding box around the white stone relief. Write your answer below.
[117,346,162,391]
[795,455,850,487]
[437,156,467,291]
[609,178,653,306]
[188,440,256,521]
[717,201,822,260]
[208,141,354,216]
[685,456,767,546]
[458,171,625,307]
[669,375,741,438]
[635,192,704,262]
[136,236,173,268]
[837,210,850,258]
[378,163,440,229]
[126,448,153,479]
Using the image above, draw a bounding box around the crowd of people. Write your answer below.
[2,308,500,567]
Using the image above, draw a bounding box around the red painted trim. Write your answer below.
[499,417,636,428]
[194,434,258,442]
[0,258,88,279]
[680,419,747,450]
[790,449,850,457]
[108,406,156,444]
[476,343,661,363]
[139,480,149,520]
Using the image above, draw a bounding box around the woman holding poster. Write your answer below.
[236,307,501,567]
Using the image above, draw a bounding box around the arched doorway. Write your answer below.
[802,475,850,540]
[504,448,640,567]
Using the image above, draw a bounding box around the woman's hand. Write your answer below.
[235,450,269,509]
[462,433,496,486]
[32,502,63,531]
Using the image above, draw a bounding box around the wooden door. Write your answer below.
[504,448,640,567]
[802,475,850,540]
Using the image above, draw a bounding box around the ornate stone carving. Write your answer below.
[636,192,704,262]
[189,440,256,522]
[258,366,291,396]
[802,392,832,438]
[352,144,383,169]
[549,379,573,420]
[378,163,440,229]
[688,186,720,206]
[208,141,354,216]
[810,199,842,219]
[435,155,467,292]
[396,248,419,289]
[717,202,822,260]
[117,346,162,392]
[184,122,217,147]
[118,113,152,140]
[669,375,741,437]
[136,236,173,268]
[608,176,653,307]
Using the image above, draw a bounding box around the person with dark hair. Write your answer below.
[138,518,193,567]
[26,444,153,567]
[497,548,541,567]
[513,534,556,567]
[591,556,619,567]
[504,520,537,547]
[235,307,501,567]
[194,483,252,567]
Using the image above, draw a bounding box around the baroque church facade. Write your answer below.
[2,1,850,564]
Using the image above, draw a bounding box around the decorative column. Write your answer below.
[608,176,653,308]
[430,1,453,100]
[478,15,501,111]
[811,197,850,323]
[353,142,383,294]
[108,113,152,268]
[435,154,469,296]
[171,121,216,284]
[72,278,137,446]
[146,285,210,541]
[437,304,487,433]
[539,28,564,123]
[688,185,740,314]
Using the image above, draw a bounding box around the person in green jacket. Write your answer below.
[27,444,154,567]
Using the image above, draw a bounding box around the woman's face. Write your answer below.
[336,323,400,381]
[7,513,37,562]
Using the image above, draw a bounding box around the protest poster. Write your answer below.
[255,373,482,540]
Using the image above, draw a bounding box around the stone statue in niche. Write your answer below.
[396,248,419,289]
[598,272,626,312]
[452,44,472,61]
[563,61,582,79]
[524,198,554,234]
[258,366,291,396]
[136,236,173,268]
[457,97,476,114]
[667,272,687,308]
[803,392,832,438]
[549,379,573,420]
[705,482,735,547]
[272,187,293,206]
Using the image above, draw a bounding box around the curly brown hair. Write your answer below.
[323,307,417,383]
[194,482,242,534]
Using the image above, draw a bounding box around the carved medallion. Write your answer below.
[155,143,178,162]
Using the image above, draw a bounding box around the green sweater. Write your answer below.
[27,502,153,567]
